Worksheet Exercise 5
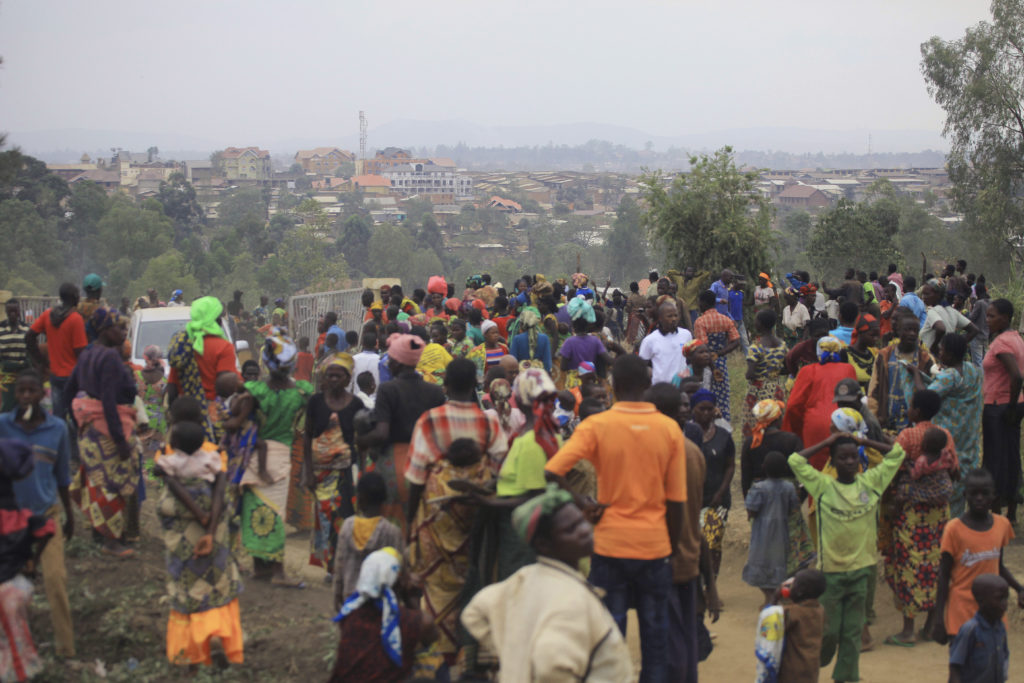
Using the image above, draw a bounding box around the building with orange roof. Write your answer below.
[488,196,522,213]
[350,174,393,196]
[294,147,355,174]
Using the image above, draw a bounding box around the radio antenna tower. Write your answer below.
[359,111,368,161]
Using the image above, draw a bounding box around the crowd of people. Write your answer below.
[0,259,1019,682]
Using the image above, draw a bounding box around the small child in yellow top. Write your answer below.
[333,472,404,612]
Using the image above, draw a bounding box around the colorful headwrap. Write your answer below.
[513,368,560,458]
[186,296,226,356]
[480,319,498,335]
[759,272,774,289]
[531,280,554,299]
[387,333,425,367]
[572,273,590,289]
[816,336,844,364]
[567,296,596,323]
[831,407,868,437]
[324,352,354,374]
[750,399,785,448]
[333,547,403,666]
[518,306,541,329]
[512,483,574,544]
[262,328,298,373]
[427,276,447,296]
[143,345,164,372]
[416,343,453,384]
[683,339,707,357]
[692,387,716,406]
[444,297,461,313]
[851,313,879,346]
[90,307,123,335]
[370,301,383,312]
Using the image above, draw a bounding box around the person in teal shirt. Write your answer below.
[788,432,904,683]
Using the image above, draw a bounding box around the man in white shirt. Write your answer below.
[639,300,693,384]
[349,330,381,396]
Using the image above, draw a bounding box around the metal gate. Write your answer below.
[3,296,61,325]
[287,288,365,346]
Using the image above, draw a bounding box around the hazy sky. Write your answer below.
[0,0,993,145]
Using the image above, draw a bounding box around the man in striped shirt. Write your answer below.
[404,358,508,527]
[0,299,31,411]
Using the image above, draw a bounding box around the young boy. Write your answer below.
[461,485,632,681]
[777,568,827,683]
[0,369,75,657]
[294,337,314,383]
[932,468,1024,645]
[333,472,403,612]
[948,574,1010,683]
[155,420,242,668]
[788,432,904,683]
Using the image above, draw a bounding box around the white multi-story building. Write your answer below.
[383,162,473,203]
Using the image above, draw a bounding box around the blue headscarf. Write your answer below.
[567,295,596,323]
[333,548,403,666]
[692,387,716,406]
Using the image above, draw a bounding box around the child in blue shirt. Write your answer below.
[949,573,1010,683]
[0,368,75,657]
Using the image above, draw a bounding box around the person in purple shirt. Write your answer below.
[559,299,614,384]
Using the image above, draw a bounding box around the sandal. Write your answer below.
[883,635,915,648]
[101,546,135,559]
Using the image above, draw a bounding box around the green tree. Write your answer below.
[640,146,775,277]
[403,197,434,226]
[277,225,347,293]
[0,198,63,293]
[369,224,416,277]
[65,180,110,273]
[338,214,373,272]
[775,210,813,275]
[604,196,649,283]
[95,197,175,294]
[333,161,356,178]
[808,199,900,280]
[217,186,267,228]
[126,249,201,303]
[0,150,70,219]
[921,0,1024,261]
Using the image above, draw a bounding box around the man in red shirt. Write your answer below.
[26,283,88,420]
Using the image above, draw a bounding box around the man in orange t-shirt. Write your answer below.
[26,283,89,419]
[545,354,685,682]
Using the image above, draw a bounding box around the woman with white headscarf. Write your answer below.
[330,547,436,682]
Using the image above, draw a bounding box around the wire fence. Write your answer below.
[287,289,365,346]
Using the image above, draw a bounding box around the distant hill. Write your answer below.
[4,120,948,170]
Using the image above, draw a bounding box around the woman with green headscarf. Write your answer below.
[461,485,632,683]
[508,306,552,372]
[167,297,239,440]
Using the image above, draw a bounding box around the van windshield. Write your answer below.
[134,320,188,357]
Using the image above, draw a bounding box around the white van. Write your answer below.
[128,306,237,375]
